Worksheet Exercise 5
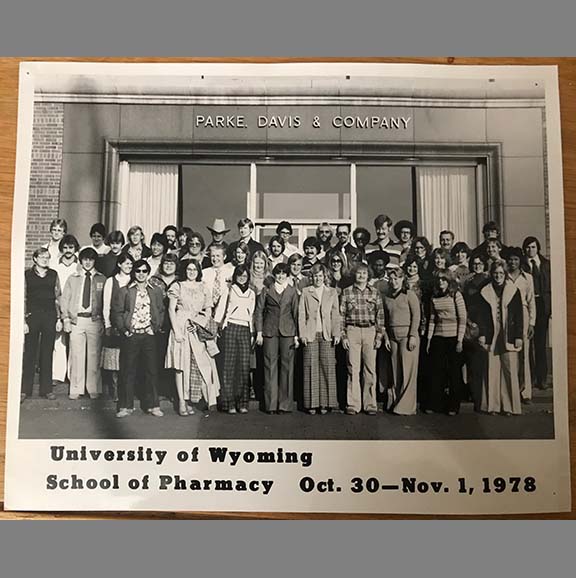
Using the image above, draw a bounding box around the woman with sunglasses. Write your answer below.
[326,252,353,296]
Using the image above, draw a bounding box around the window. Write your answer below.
[415,166,479,248]
[250,164,354,250]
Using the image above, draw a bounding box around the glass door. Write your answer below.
[249,163,355,251]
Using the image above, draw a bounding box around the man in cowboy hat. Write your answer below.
[204,218,231,267]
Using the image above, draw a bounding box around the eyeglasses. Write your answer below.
[189,241,201,247]
[135,268,148,274]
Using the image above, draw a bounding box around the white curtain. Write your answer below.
[117,162,179,242]
[416,167,477,247]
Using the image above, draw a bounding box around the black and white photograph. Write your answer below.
[4,62,570,513]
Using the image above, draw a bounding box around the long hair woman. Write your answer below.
[248,250,272,402]
[408,236,432,277]
[423,270,467,415]
[165,259,220,416]
[326,251,353,296]
[215,265,256,414]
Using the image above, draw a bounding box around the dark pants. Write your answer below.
[531,298,550,387]
[252,346,265,402]
[463,340,487,411]
[335,342,348,410]
[155,331,173,400]
[22,311,57,397]
[417,340,430,409]
[120,334,159,410]
[424,336,462,414]
[263,336,295,412]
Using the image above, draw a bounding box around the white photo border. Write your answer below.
[4,62,571,514]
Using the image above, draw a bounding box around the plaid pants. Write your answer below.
[302,334,338,409]
[221,323,251,411]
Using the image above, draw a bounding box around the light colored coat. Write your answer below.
[510,270,537,330]
[61,269,106,324]
[298,285,341,342]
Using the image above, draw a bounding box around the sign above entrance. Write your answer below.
[194,113,412,130]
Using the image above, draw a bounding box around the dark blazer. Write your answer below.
[530,255,551,318]
[112,282,165,334]
[121,244,152,259]
[227,238,265,261]
[255,284,299,337]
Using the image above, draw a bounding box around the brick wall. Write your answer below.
[26,102,64,262]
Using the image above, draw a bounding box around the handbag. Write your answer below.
[464,319,480,342]
[453,293,479,342]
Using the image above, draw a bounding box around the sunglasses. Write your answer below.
[135,268,148,274]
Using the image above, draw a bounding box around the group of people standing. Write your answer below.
[21,213,551,419]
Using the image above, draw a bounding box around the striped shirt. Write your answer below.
[366,238,403,267]
[427,292,467,341]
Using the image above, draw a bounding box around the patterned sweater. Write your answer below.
[427,292,467,342]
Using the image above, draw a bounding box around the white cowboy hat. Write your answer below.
[207,218,230,234]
